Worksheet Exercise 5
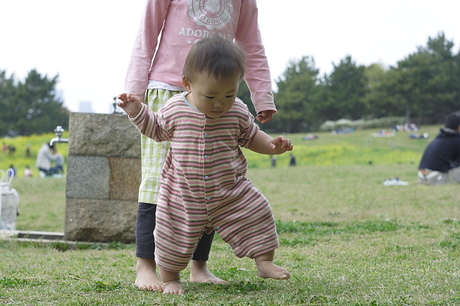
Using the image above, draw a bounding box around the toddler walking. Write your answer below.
[118,36,292,294]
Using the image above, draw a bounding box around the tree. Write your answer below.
[269,56,323,132]
[0,71,17,135]
[237,79,256,116]
[363,63,389,118]
[320,56,368,121]
[0,69,69,136]
[375,32,460,124]
[419,32,459,122]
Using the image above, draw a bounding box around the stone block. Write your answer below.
[68,113,141,158]
[108,157,141,201]
[64,198,137,243]
[66,156,110,199]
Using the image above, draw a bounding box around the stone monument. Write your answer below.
[64,113,141,243]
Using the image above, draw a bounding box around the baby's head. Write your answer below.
[182,36,247,119]
[183,35,246,84]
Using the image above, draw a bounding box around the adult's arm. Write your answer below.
[124,0,171,97]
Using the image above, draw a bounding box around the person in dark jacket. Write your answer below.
[418,111,460,185]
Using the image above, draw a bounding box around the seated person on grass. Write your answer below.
[418,111,460,185]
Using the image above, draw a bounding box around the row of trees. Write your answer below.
[240,32,460,133]
[1,33,458,136]
[0,69,69,136]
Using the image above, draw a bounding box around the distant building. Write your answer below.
[110,96,126,114]
[79,101,94,113]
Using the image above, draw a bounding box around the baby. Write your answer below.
[118,36,292,294]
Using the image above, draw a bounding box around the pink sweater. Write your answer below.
[124,0,276,114]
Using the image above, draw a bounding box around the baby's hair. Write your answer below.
[183,35,246,83]
[445,111,460,130]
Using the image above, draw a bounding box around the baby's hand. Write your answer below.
[117,93,142,117]
[270,136,293,154]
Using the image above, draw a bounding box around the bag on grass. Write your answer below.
[0,169,20,230]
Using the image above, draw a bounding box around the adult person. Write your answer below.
[418,111,460,185]
[36,143,55,177]
[124,0,276,291]
[51,147,65,174]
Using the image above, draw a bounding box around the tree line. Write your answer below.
[239,32,460,133]
[0,69,69,136]
[1,32,458,136]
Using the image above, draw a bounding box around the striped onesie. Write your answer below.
[130,93,279,272]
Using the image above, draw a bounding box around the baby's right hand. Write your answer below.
[117,93,142,117]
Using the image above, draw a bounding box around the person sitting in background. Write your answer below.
[418,111,460,185]
[7,165,16,177]
[51,147,65,174]
[24,165,32,178]
[36,143,55,177]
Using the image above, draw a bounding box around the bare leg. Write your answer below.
[134,257,163,291]
[189,260,228,284]
[255,250,290,280]
[159,268,184,294]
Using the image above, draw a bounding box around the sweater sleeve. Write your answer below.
[124,0,171,97]
[235,0,276,115]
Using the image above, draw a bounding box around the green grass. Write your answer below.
[2,126,460,305]
[12,177,66,232]
[1,125,438,175]
[244,125,439,168]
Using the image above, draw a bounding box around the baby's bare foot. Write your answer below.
[134,258,163,291]
[162,280,184,295]
[257,261,290,280]
[189,260,228,284]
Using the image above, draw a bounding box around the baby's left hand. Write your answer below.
[270,136,293,154]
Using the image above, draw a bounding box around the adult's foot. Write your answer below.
[189,260,228,284]
[134,257,163,291]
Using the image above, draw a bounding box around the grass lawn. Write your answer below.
[1,125,460,305]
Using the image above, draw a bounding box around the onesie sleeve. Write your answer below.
[236,101,260,148]
[129,103,170,142]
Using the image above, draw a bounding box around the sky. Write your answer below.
[1,0,459,114]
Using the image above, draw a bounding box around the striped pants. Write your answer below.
[154,178,280,272]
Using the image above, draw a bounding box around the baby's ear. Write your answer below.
[182,76,191,92]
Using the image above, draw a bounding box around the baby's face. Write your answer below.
[185,72,240,119]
